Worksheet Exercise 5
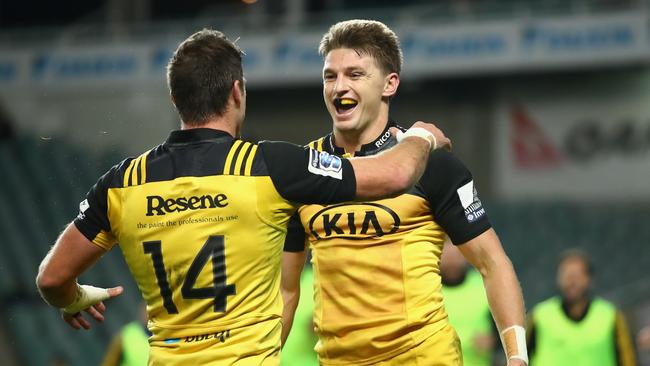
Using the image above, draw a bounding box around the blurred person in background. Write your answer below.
[101,303,150,366]
[280,261,318,366]
[638,325,650,352]
[282,19,527,366]
[35,28,451,365]
[527,249,637,366]
[441,239,498,366]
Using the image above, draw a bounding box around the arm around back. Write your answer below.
[351,121,452,201]
[260,121,450,204]
[350,135,431,200]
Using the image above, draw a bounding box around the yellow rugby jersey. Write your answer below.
[73,128,357,363]
[284,121,492,365]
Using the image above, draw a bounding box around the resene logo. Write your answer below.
[146,194,229,216]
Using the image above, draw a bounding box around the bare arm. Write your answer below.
[457,228,527,366]
[351,121,451,201]
[281,250,308,347]
[36,222,123,329]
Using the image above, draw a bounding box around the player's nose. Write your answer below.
[332,77,349,94]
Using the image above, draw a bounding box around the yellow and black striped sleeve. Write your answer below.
[223,140,258,176]
[614,309,638,366]
[257,140,356,204]
[73,163,121,249]
[73,153,147,250]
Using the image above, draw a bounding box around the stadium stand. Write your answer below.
[0,135,142,366]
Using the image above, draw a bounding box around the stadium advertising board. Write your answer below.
[0,12,647,89]
[494,75,650,201]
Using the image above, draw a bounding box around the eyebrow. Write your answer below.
[323,66,365,74]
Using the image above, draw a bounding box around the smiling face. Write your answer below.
[322,48,398,137]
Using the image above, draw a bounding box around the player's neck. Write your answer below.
[181,118,239,138]
[563,296,590,321]
[333,115,389,156]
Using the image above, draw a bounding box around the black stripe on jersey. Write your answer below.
[123,158,136,188]
[239,142,254,176]
[139,152,148,184]
[228,141,246,175]
[131,156,142,186]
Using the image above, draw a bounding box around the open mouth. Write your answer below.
[333,98,358,114]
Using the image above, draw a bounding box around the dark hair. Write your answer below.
[319,19,403,75]
[167,29,244,125]
[558,249,594,276]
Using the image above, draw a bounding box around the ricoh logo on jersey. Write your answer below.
[308,203,401,239]
[374,130,392,148]
[146,194,228,216]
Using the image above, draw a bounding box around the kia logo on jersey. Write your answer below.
[308,203,401,239]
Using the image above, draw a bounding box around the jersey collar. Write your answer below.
[561,297,593,322]
[328,119,403,157]
[166,128,234,144]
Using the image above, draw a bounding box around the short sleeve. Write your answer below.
[257,141,356,204]
[420,150,491,245]
[73,163,121,250]
[284,212,308,252]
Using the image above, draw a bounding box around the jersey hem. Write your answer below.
[317,321,447,366]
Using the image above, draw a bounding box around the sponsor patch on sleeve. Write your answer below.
[77,199,90,220]
[457,180,486,223]
[307,149,343,180]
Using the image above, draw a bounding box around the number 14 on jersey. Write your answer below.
[143,235,236,314]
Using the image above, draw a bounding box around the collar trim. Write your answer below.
[329,119,400,156]
[166,128,233,144]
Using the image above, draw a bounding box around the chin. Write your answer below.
[333,118,360,131]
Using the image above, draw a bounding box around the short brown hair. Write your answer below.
[167,29,244,125]
[319,19,403,75]
[558,249,594,276]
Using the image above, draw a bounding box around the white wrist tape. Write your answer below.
[63,284,110,314]
[396,127,437,150]
[500,325,528,365]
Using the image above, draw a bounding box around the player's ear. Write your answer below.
[232,80,243,108]
[382,72,399,98]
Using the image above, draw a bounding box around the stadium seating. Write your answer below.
[0,135,141,365]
